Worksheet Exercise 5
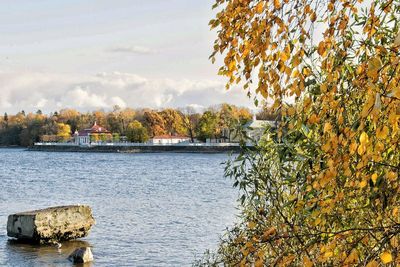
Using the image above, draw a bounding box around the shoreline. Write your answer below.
[29,144,246,154]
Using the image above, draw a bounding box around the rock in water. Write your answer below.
[68,247,94,263]
[7,205,95,243]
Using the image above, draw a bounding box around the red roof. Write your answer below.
[77,122,111,136]
[152,135,189,139]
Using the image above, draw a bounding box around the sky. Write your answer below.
[0,0,255,114]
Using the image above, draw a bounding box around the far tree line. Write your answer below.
[0,104,276,147]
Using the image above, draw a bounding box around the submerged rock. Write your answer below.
[68,247,94,263]
[7,205,95,243]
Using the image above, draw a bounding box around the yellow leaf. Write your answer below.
[359,180,367,188]
[228,60,236,71]
[371,173,378,184]
[245,241,253,249]
[281,254,295,266]
[287,107,295,116]
[291,69,300,78]
[303,67,311,76]
[304,4,311,14]
[317,42,326,56]
[248,221,256,229]
[357,145,366,155]
[320,83,328,92]
[366,260,379,267]
[356,65,364,75]
[392,207,399,217]
[361,97,374,117]
[255,258,264,267]
[321,142,331,152]
[392,87,400,98]
[261,227,277,241]
[303,256,313,267]
[259,85,268,99]
[375,141,384,152]
[274,0,281,9]
[380,251,392,264]
[394,30,400,47]
[324,251,333,258]
[309,114,318,124]
[280,51,289,62]
[359,132,369,145]
[344,249,359,264]
[367,57,382,79]
[349,142,357,154]
[376,126,389,140]
[387,171,397,181]
[292,55,301,67]
[310,11,316,22]
[255,2,264,14]
[232,38,238,47]
[324,122,332,133]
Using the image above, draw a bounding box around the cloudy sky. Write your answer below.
[0,0,255,114]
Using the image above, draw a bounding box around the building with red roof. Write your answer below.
[74,122,112,144]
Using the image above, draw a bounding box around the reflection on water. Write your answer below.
[6,239,92,266]
[0,149,237,266]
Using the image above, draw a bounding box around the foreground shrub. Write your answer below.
[200,0,400,265]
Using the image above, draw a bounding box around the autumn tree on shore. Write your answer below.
[56,123,71,142]
[180,107,201,143]
[126,120,149,143]
[117,108,137,134]
[106,106,136,135]
[159,108,186,135]
[197,110,220,141]
[198,0,400,265]
[143,110,166,137]
[218,103,252,141]
[58,109,80,132]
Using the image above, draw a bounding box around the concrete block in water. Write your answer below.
[7,205,95,243]
[68,247,94,263]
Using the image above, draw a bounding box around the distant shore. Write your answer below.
[29,144,245,153]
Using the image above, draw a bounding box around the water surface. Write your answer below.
[0,149,237,266]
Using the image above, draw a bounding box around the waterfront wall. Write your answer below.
[29,144,244,153]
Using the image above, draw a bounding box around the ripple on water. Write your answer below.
[0,150,238,266]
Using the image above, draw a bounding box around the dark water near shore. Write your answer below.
[0,149,238,266]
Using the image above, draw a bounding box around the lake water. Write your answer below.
[0,149,238,266]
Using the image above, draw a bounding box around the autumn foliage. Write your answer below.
[202,0,400,265]
[0,104,252,146]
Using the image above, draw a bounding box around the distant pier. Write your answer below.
[30,143,246,153]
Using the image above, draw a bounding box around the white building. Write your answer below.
[243,119,276,142]
[226,119,276,143]
[150,135,190,145]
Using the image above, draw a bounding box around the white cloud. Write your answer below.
[0,70,254,114]
[95,71,147,87]
[65,87,109,109]
[186,104,205,112]
[110,96,127,109]
[35,98,48,109]
[108,45,157,55]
